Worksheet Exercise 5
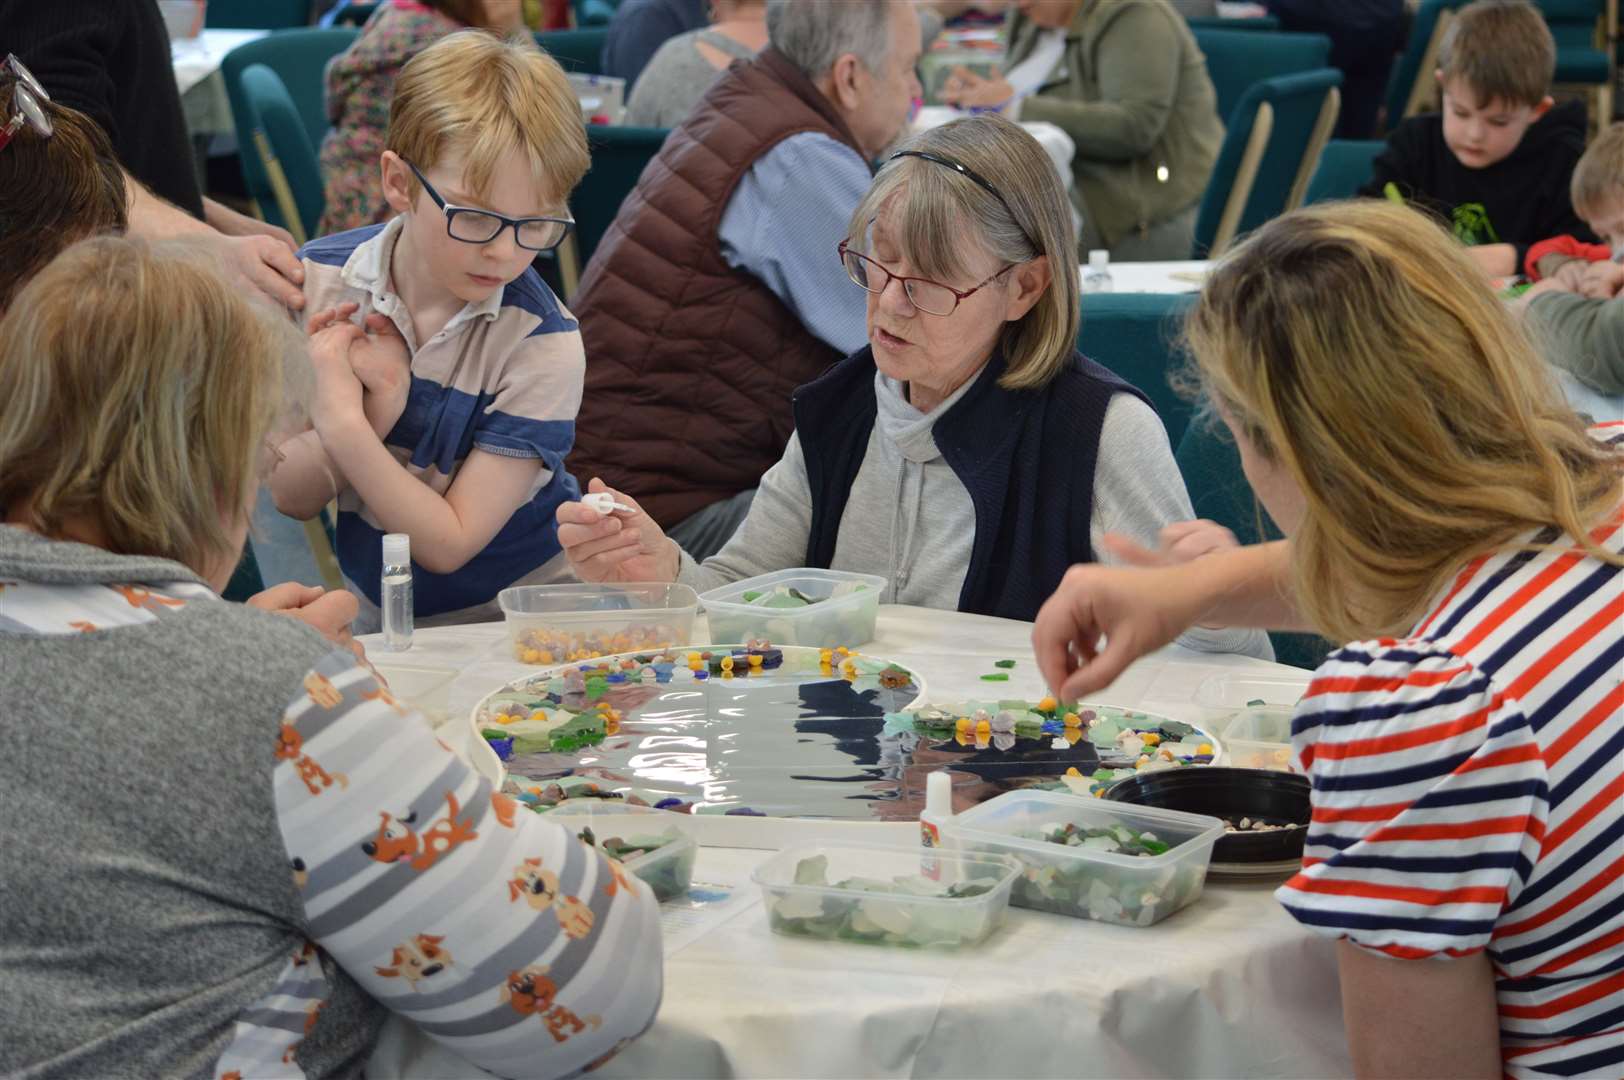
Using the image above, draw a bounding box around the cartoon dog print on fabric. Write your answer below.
[501,965,602,1044]
[360,791,477,871]
[508,857,597,939]
[275,723,349,796]
[303,672,343,709]
[375,933,453,991]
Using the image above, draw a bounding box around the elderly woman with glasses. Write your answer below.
[556,114,1267,655]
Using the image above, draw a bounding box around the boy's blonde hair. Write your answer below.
[1438,0,1555,108]
[386,29,589,207]
[0,237,311,576]
[1571,121,1624,220]
[846,115,1079,392]
[1184,200,1622,644]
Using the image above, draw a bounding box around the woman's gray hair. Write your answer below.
[845,115,1081,391]
[766,0,893,80]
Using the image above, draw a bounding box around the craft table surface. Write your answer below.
[172,29,268,139]
[1077,259,1210,294]
[362,606,1351,1079]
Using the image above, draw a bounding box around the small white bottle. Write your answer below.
[380,532,414,651]
[1082,249,1114,293]
[919,770,953,879]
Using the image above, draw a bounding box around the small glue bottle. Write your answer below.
[920,770,952,879]
[1082,248,1114,293]
[380,532,413,651]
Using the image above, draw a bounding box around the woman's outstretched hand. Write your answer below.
[555,478,681,584]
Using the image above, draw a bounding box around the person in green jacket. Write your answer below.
[942,0,1223,261]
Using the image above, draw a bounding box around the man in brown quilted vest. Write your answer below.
[569,0,924,560]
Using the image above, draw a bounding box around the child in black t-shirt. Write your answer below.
[1362,0,1595,277]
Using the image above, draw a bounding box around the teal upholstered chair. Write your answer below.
[1185,15,1280,32]
[1173,420,1334,670]
[239,64,326,244]
[535,28,610,74]
[1077,293,1198,449]
[221,542,267,603]
[222,28,358,233]
[574,0,619,26]
[1537,0,1614,129]
[326,1,377,25]
[1303,139,1384,204]
[1381,0,1467,129]
[1190,27,1331,125]
[208,0,313,29]
[1192,68,1342,257]
[574,125,669,271]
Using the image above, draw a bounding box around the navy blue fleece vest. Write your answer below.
[793,347,1149,622]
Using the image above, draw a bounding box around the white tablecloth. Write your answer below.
[362,606,1351,1079]
[1080,259,1211,294]
[172,28,267,139]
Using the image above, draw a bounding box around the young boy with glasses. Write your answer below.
[272,30,590,629]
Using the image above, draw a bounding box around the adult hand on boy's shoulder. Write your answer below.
[1578,260,1624,300]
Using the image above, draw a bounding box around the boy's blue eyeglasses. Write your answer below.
[405,159,573,253]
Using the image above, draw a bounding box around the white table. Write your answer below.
[363,606,1351,1079]
[1080,259,1210,294]
[172,28,268,139]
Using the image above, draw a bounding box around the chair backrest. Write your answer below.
[1185,15,1280,31]
[535,28,611,74]
[1302,138,1384,204]
[208,0,312,29]
[1193,67,1342,257]
[574,0,619,27]
[573,125,670,270]
[1076,292,1198,449]
[222,28,358,232]
[1172,420,1333,669]
[240,63,326,245]
[1382,0,1465,128]
[1190,27,1331,125]
[326,1,378,26]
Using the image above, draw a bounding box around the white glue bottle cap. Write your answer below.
[925,770,952,819]
[383,532,410,567]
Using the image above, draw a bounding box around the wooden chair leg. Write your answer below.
[1212,102,1273,258]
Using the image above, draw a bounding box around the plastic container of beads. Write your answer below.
[752,842,1019,948]
[499,583,699,665]
[698,569,886,649]
[938,790,1223,927]
[540,801,697,902]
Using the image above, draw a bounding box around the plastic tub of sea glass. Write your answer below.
[698,568,886,649]
[751,842,1019,948]
[499,583,699,665]
[541,801,696,902]
[939,789,1223,927]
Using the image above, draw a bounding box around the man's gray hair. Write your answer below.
[766,0,894,80]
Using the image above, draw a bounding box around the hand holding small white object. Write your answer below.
[580,491,638,515]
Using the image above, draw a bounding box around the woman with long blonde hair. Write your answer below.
[0,237,661,1079]
[1033,199,1623,1079]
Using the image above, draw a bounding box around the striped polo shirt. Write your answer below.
[300,220,583,617]
[1277,424,1624,1078]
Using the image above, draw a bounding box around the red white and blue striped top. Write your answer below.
[1277,424,1624,1079]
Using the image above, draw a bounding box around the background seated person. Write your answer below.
[559,115,1270,665]
[625,0,767,128]
[569,0,923,563]
[0,237,661,1080]
[1033,200,1623,1080]
[941,0,1223,262]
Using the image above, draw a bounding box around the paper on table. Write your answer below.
[660,880,759,958]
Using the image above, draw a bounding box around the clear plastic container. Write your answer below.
[699,569,886,648]
[940,790,1223,927]
[1222,738,1298,773]
[541,801,696,902]
[1193,672,1311,710]
[158,0,205,40]
[499,583,699,664]
[751,842,1019,948]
